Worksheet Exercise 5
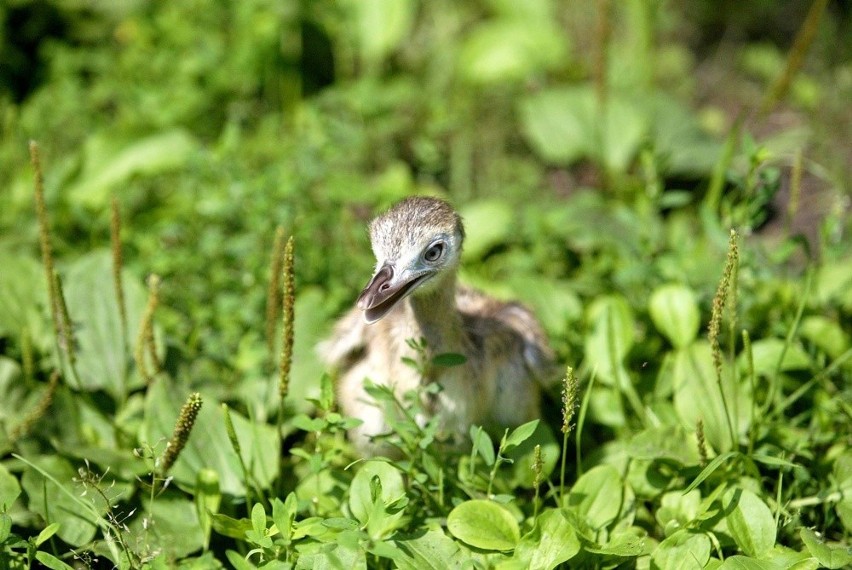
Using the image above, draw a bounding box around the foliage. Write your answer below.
[1,0,851,568]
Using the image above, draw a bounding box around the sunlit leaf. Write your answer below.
[142,380,278,496]
[0,462,20,508]
[394,529,466,570]
[64,250,151,397]
[799,316,849,359]
[738,338,811,377]
[348,460,406,532]
[68,130,198,208]
[460,200,515,261]
[651,530,712,570]
[585,295,635,387]
[504,419,539,450]
[566,464,622,530]
[723,487,776,558]
[519,87,595,164]
[512,508,580,568]
[649,284,700,349]
[800,528,852,569]
[447,500,520,551]
[127,496,207,559]
[0,253,49,346]
[671,342,751,453]
[458,19,567,84]
[349,0,415,65]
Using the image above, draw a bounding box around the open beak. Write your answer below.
[357,264,429,324]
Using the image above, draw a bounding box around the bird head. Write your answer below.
[357,196,465,324]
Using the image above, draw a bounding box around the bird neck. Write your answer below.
[407,273,464,354]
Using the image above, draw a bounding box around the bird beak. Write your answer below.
[357,263,428,324]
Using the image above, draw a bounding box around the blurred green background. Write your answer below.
[0,0,850,410]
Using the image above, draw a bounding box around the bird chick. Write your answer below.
[319,196,555,454]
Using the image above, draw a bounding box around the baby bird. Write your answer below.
[319,196,555,454]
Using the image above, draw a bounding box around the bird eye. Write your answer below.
[423,242,444,263]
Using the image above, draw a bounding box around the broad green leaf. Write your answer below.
[127,496,206,559]
[520,86,647,170]
[458,19,567,84]
[655,490,702,535]
[295,538,367,569]
[835,452,852,533]
[349,460,405,526]
[646,93,722,176]
[717,555,777,570]
[142,379,278,496]
[519,87,595,164]
[589,384,627,428]
[764,546,820,570]
[566,464,622,529]
[63,250,151,396]
[0,461,21,508]
[504,420,539,450]
[627,425,700,465]
[447,500,520,551]
[506,420,559,488]
[226,550,258,570]
[649,284,700,348]
[296,470,348,515]
[211,513,253,540]
[321,517,359,531]
[512,508,580,569]
[835,497,852,534]
[0,513,10,542]
[584,295,635,387]
[738,338,811,377]
[460,200,515,261]
[251,502,268,540]
[586,530,649,556]
[799,316,849,359]
[34,522,60,546]
[651,530,711,570]
[0,253,49,346]
[68,130,197,207]
[813,257,852,305]
[471,426,496,466]
[723,488,776,558]
[394,529,466,570]
[800,528,852,569]
[34,552,75,570]
[671,341,751,453]
[601,96,648,171]
[506,277,582,337]
[349,0,415,65]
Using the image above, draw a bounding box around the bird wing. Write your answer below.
[456,286,558,387]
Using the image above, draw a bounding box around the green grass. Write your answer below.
[1,1,851,568]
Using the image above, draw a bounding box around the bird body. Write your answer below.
[319,197,554,454]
